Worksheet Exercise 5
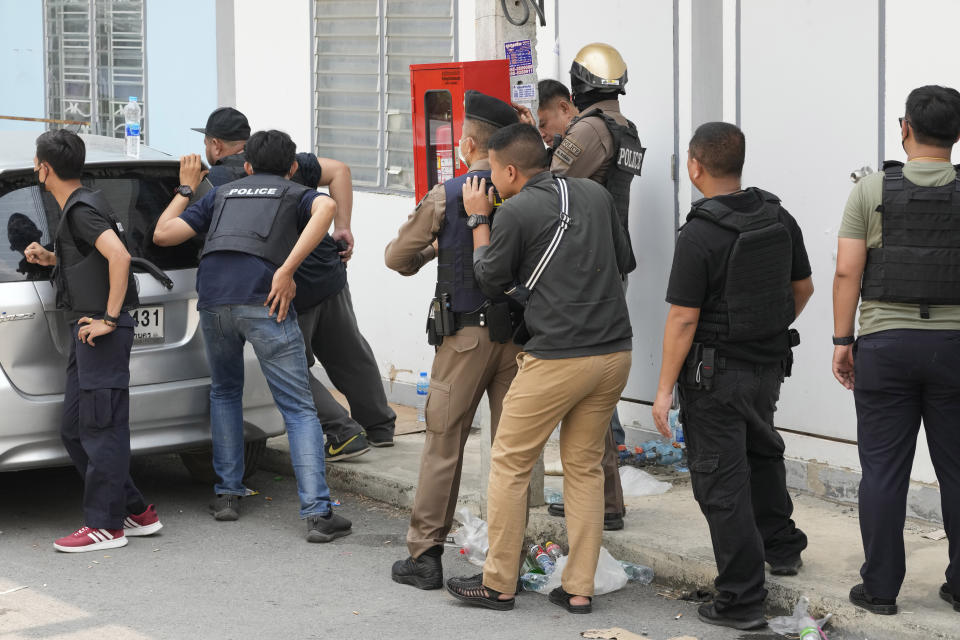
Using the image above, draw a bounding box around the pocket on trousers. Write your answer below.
[79,388,114,432]
[689,453,730,509]
[444,333,479,354]
[424,380,451,434]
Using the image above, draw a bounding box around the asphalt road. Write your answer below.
[0,454,860,640]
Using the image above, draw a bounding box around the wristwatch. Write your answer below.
[466,214,491,229]
[174,184,194,199]
[103,312,119,327]
[832,335,855,346]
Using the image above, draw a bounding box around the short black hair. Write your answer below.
[463,118,499,153]
[291,152,322,188]
[538,79,571,108]
[688,122,745,178]
[244,130,296,176]
[488,123,550,174]
[35,129,85,180]
[905,85,960,149]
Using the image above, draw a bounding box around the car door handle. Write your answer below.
[131,257,174,290]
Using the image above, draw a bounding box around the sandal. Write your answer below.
[549,586,593,614]
[446,574,515,611]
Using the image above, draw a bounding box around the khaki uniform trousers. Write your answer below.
[482,350,631,596]
[406,326,522,558]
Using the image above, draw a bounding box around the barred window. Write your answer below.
[313,0,454,192]
[43,0,146,140]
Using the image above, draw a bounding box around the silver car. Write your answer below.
[0,131,281,478]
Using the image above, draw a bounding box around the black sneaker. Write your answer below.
[325,433,371,461]
[209,495,240,521]
[306,512,352,543]
[366,429,394,448]
[769,557,803,576]
[849,583,898,615]
[697,603,767,630]
[939,583,959,612]
[392,554,443,590]
[547,503,624,530]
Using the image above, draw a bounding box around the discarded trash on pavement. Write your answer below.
[452,507,488,567]
[619,466,671,497]
[767,595,831,639]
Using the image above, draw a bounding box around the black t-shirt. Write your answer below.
[292,163,347,312]
[665,189,812,363]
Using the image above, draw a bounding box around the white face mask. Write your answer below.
[458,137,470,168]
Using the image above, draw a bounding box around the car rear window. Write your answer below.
[0,165,206,283]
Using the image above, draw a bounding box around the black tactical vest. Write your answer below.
[574,108,644,273]
[436,170,494,313]
[53,188,139,314]
[202,173,311,267]
[861,161,960,317]
[688,188,795,343]
[207,153,247,188]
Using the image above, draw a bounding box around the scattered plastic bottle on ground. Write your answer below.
[619,561,655,585]
[617,444,632,465]
[123,97,141,158]
[544,541,563,560]
[529,544,556,574]
[416,371,428,424]
[544,490,563,504]
[520,572,551,592]
[522,554,544,575]
[799,623,824,640]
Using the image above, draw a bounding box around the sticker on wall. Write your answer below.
[512,83,535,102]
[505,39,533,76]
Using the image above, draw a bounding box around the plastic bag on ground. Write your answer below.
[619,466,671,497]
[542,547,629,596]
[768,595,830,638]
[452,508,488,567]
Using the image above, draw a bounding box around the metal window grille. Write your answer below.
[43,0,146,140]
[313,0,454,192]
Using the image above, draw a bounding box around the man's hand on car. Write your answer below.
[179,154,209,190]
[23,242,56,266]
[77,316,115,346]
[265,265,296,323]
[462,176,495,216]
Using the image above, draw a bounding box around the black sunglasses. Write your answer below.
[899,117,911,128]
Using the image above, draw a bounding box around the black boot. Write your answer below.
[392,553,443,590]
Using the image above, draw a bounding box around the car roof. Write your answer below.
[0,131,178,174]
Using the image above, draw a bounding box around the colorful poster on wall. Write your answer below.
[504,39,533,76]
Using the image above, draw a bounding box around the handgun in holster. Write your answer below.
[783,328,800,378]
[426,293,456,346]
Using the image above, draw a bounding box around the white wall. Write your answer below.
[232,0,313,151]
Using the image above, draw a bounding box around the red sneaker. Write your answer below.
[123,504,163,537]
[54,526,128,553]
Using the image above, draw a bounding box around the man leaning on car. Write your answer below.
[25,129,163,553]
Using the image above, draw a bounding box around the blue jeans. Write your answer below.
[199,304,331,518]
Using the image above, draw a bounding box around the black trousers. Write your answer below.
[296,284,397,442]
[61,321,144,530]
[854,329,960,600]
[680,364,807,619]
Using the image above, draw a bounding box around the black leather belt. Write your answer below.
[716,356,779,372]
[454,310,484,330]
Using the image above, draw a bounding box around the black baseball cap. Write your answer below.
[191,107,251,141]
[464,90,518,129]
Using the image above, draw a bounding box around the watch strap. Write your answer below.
[103,312,120,326]
[832,335,855,346]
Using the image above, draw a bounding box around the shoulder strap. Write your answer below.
[882,160,904,192]
[505,177,571,299]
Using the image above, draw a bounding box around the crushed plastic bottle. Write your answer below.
[520,572,551,592]
[522,554,544,575]
[619,561,655,585]
[617,444,632,465]
[123,97,141,158]
[416,372,428,424]
[529,544,556,574]
[544,490,563,504]
[670,409,689,472]
[544,541,563,560]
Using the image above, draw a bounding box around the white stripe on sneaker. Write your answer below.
[124,517,136,528]
[98,529,114,540]
[87,531,103,543]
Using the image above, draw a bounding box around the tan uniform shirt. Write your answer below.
[384,159,493,276]
[550,99,627,184]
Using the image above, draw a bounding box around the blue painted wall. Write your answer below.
[0,0,45,133]
[145,0,218,156]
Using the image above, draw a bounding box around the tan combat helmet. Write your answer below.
[569,43,628,96]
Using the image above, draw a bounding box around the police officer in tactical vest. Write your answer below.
[517,43,645,531]
[385,91,521,590]
[25,130,163,552]
[652,123,812,631]
[192,107,251,187]
[154,130,351,543]
[834,85,960,617]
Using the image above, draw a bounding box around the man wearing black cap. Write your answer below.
[192,107,252,187]
[385,91,523,591]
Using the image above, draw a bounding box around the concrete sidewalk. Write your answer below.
[262,421,957,639]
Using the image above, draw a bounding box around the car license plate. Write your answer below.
[131,305,163,345]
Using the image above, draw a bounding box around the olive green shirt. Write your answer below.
[839,160,960,335]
